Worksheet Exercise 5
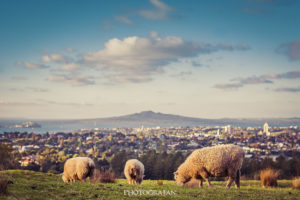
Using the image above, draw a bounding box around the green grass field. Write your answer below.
[0,170,299,200]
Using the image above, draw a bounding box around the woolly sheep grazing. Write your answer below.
[62,157,95,183]
[174,144,244,189]
[124,159,145,184]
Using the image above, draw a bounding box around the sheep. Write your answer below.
[174,144,244,189]
[62,157,95,183]
[124,159,145,184]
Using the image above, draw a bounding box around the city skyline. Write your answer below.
[1,0,300,119]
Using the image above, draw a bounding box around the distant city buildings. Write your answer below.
[1,124,299,164]
[224,125,233,134]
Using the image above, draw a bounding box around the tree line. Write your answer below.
[109,150,300,180]
[1,143,300,180]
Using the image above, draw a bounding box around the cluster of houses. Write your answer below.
[0,123,299,166]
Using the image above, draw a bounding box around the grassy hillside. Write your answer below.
[0,170,299,200]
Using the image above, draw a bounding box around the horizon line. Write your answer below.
[0,110,299,121]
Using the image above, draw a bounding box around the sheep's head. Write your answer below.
[62,173,68,183]
[136,175,145,184]
[174,171,191,186]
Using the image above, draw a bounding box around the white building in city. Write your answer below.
[224,125,233,134]
[263,122,270,136]
[216,129,220,137]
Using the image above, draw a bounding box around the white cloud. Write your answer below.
[115,15,134,25]
[23,62,49,69]
[0,100,92,107]
[82,34,198,82]
[149,30,158,38]
[0,100,40,106]
[37,99,93,106]
[215,70,300,90]
[27,87,50,92]
[11,76,28,80]
[10,87,49,92]
[47,74,95,86]
[42,53,67,63]
[139,0,173,20]
[277,39,300,60]
[275,87,300,92]
[60,63,80,71]
[82,33,249,83]
[66,47,74,53]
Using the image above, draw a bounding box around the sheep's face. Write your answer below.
[136,175,145,184]
[136,178,142,184]
[62,174,68,183]
[174,171,188,186]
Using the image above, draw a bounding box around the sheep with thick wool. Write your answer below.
[62,157,95,183]
[174,144,244,189]
[124,159,145,184]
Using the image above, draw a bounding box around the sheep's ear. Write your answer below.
[174,171,178,175]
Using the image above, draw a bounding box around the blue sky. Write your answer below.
[0,0,300,119]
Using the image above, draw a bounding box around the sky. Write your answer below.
[0,0,300,119]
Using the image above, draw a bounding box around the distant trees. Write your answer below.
[108,150,300,180]
[109,150,186,180]
[110,150,131,177]
[0,143,19,170]
[139,151,185,180]
[2,141,300,180]
[241,152,300,179]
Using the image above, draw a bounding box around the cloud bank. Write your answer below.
[82,32,249,83]
[215,70,300,90]
[275,87,300,92]
[277,39,300,60]
[47,74,95,86]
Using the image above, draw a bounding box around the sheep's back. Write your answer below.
[188,145,244,175]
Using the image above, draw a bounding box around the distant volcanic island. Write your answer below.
[3,121,42,129]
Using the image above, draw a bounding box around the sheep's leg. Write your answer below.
[226,169,237,189]
[199,169,212,187]
[205,179,212,187]
[226,177,234,188]
[78,175,86,182]
[199,179,203,188]
[234,170,241,188]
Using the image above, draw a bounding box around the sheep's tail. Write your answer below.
[238,148,245,170]
[88,159,96,178]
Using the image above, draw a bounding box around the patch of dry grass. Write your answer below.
[260,168,279,187]
[291,177,300,189]
[157,180,163,186]
[91,169,116,183]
